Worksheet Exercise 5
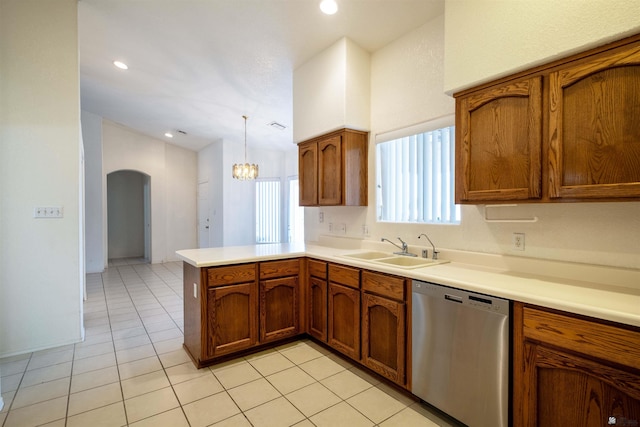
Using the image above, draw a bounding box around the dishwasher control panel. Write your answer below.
[412,280,509,316]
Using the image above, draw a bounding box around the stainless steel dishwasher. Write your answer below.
[412,280,510,427]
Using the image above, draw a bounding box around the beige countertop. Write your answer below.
[176,242,640,328]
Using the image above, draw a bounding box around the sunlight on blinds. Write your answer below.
[376,126,460,224]
[256,179,281,243]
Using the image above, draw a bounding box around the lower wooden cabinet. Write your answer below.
[183,260,302,367]
[309,276,328,342]
[259,259,301,344]
[328,282,361,360]
[307,259,328,342]
[361,270,407,385]
[260,276,299,343]
[513,303,640,427]
[207,282,258,358]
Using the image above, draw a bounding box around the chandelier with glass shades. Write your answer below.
[232,115,259,180]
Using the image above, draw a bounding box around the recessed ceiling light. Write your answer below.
[113,60,128,70]
[320,0,338,15]
[164,132,173,138]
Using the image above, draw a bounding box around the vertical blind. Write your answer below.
[256,178,281,243]
[376,126,460,224]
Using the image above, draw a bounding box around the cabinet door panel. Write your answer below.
[328,283,360,359]
[207,283,257,358]
[260,276,299,343]
[549,43,640,199]
[361,293,405,384]
[308,276,327,342]
[457,77,542,202]
[524,343,640,427]
[299,141,318,206]
[318,135,342,205]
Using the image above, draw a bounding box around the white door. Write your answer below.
[197,181,210,248]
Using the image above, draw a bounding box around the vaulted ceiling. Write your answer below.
[79,0,444,152]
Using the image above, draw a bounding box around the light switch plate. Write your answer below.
[34,206,64,218]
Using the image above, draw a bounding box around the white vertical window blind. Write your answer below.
[287,177,304,243]
[256,178,281,243]
[376,126,460,224]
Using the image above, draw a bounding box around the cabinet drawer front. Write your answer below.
[328,264,360,288]
[308,259,327,279]
[259,259,299,279]
[523,307,640,370]
[208,264,256,286]
[362,270,405,301]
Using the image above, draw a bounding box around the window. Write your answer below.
[376,125,460,224]
[287,177,304,243]
[256,178,281,243]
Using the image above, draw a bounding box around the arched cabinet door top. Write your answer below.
[548,42,640,199]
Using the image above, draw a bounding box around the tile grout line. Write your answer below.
[112,264,192,426]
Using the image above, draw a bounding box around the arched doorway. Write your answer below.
[107,170,151,264]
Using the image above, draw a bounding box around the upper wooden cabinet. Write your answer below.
[548,42,640,199]
[298,128,368,206]
[455,34,640,203]
[299,142,318,205]
[457,77,542,202]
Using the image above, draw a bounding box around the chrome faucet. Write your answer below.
[381,237,417,257]
[418,233,439,260]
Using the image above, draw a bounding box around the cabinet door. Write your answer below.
[519,342,640,427]
[308,276,328,342]
[318,135,342,205]
[207,282,257,358]
[514,303,640,427]
[260,276,299,343]
[299,141,318,206]
[456,76,542,202]
[361,292,405,385]
[328,282,360,359]
[549,43,640,199]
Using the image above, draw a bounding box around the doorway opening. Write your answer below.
[107,170,151,266]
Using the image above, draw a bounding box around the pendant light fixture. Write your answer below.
[232,115,259,180]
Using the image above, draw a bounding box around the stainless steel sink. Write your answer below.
[339,251,449,269]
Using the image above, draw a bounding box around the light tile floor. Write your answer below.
[0,261,459,427]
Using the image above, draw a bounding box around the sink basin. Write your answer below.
[341,251,392,260]
[339,251,449,269]
[373,256,449,269]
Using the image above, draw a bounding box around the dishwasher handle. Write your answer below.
[444,294,463,303]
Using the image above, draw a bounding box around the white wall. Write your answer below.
[197,139,295,247]
[444,0,640,93]
[82,111,105,273]
[304,14,640,270]
[0,0,83,357]
[198,140,224,247]
[102,120,197,263]
[293,37,371,143]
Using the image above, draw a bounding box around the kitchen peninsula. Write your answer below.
[177,243,640,425]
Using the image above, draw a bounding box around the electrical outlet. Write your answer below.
[328,223,333,232]
[361,225,369,236]
[319,212,324,223]
[337,223,346,235]
[513,233,525,251]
